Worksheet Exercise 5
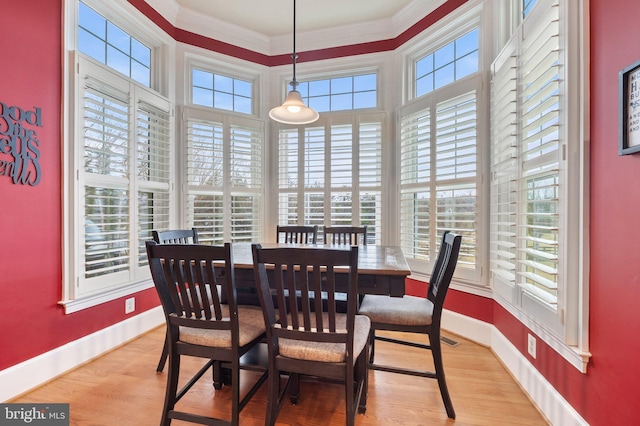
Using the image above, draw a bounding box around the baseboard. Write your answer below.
[0,306,164,402]
[442,309,588,426]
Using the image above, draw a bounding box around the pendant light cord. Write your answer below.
[291,0,298,89]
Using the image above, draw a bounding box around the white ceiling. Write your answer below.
[174,0,420,37]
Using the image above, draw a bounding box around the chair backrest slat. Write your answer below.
[277,225,318,244]
[324,226,368,245]
[152,228,199,245]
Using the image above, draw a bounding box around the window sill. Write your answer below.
[494,294,592,373]
[59,279,154,314]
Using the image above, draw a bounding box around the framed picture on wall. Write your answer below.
[619,59,640,155]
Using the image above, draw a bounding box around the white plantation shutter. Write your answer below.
[276,114,383,239]
[330,125,353,226]
[490,0,561,325]
[186,119,224,244]
[278,129,299,225]
[435,92,478,270]
[229,124,262,241]
[490,48,518,286]
[359,121,382,244]
[400,81,481,280]
[184,108,263,243]
[518,0,560,307]
[400,109,431,260]
[304,127,326,228]
[79,58,173,294]
[136,97,171,267]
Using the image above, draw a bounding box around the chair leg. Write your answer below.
[368,329,376,363]
[162,350,180,426]
[231,361,240,426]
[431,331,455,419]
[156,335,169,372]
[346,363,356,426]
[357,342,368,414]
[265,365,279,426]
[288,373,299,404]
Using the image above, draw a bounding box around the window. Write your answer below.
[415,28,479,98]
[399,78,482,283]
[523,0,537,18]
[191,68,253,114]
[184,108,263,243]
[277,114,383,244]
[63,0,172,312]
[296,73,377,112]
[78,1,151,87]
[76,59,172,296]
[400,17,483,284]
[490,0,589,371]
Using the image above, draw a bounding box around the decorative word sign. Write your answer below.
[619,60,640,155]
[0,101,42,185]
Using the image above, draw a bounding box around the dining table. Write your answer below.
[224,242,411,305]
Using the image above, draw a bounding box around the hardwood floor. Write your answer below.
[11,326,549,425]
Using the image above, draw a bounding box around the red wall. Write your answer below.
[583,0,640,423]
[0,0,160,371]
[3,1,640,424]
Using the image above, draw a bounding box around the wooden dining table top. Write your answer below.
[228,242,411,277]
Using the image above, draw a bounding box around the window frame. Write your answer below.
[61,0,174,313]
[490,0,590,372]
[398,3,488,292]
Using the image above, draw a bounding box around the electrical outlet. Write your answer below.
[527,333,536,359]
[125,297,135,314]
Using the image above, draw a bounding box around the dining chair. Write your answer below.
[358,231,462,419]
[251,244,370,426]
[276,225,318,244]
[146,241,268,426]
[324,225,368,245]
[152,228,200,373]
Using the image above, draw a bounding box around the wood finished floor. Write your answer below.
[11,326,549,425]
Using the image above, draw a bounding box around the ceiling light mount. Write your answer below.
[269,0,319,125]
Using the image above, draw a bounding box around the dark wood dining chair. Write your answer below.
[251,244,369,426]
[146,241,268,426]
[152,228,200,372]
[324,225,368,245]
[152,228,199,245]
[276,225,318,244]
[358,231,462,419]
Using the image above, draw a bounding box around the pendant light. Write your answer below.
[269,0,319,125]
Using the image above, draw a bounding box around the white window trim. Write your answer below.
[61,0,174,313]
[490,0,590,372]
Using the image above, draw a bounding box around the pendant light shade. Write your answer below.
[269,88,319,124]
[269,0,319,125]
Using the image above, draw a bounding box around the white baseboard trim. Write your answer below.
[0,306,164,402]
[442,309,588,426]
